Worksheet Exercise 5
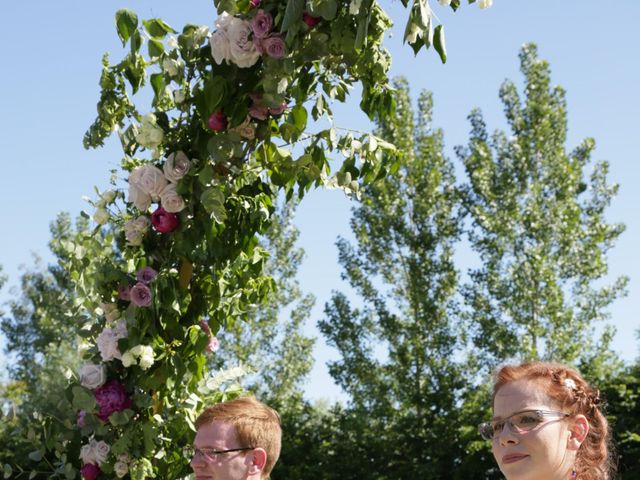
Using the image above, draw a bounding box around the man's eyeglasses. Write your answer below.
[478,409,570,440]
[183,445,254,462]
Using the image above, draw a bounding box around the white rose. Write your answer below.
[92,440,111,466]
[137,165,168,199]
[101,303,121,323]
[210,29,231,65]
[135,114,164,150]
[121,350,136,368]
[160,183,186,213]
[162,57,182,77]
[114,461,129,478]
[138,345,155,370]
[79,364,107,390]
[227,18,260,68]
[163,151,192,182]
[129,345,143,357]
[478,0,492,8]
[93,208,109,225]
[79,442,96,464]
[117,452,131,463]
[101,190,117,204]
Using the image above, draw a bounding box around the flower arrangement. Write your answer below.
[17,1,489,479]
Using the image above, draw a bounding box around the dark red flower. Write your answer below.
[81,464,101,480]
[208,111,228,131]
[94,380,132,422]
[302,11,321,28]
[151,207,179,233]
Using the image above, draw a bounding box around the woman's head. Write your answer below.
[485,362,613,480]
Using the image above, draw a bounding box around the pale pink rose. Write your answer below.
[230,117,256,140]
[227,18,260,68]
[124,216,150,246]
[96,322,127,362]
[79,364,107,390]
[159,183,186,213]
[251,10,273,39]
[210,29,231,65]
[136,165,168,199]
[262,35,286,59]
[93,440,110,466]
[163,151,191,182]
[128,183,152,211]
[215,12,233,30]
[79,443,96,464]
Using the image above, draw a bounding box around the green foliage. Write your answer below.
[317,78,470,478]
[458,43,628,373]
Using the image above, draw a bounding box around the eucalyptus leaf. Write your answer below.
[434,24,447,63]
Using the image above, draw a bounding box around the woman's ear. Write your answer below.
[567,414,589,451]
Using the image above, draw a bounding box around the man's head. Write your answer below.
[189,396,282,480]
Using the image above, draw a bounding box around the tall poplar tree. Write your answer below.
[458,44,628,377]
[318,78,467,478]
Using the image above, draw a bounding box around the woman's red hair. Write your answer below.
[492,362,615,480]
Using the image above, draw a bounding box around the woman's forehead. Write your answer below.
[493,379,555,416]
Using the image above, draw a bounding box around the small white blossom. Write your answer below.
[478,0,493,9]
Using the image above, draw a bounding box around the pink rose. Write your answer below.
[268,101,288,116]
[151,207,179,233]
[130,282,152,307]
[118,285,131,301]
[207,336,220,353]
[94,380,132,422]
[208,111,228,131]
[303,12,322,28]
[248,95,269,120]
[136,267,157,284]
[251,10,273,39]
[262,35,286,59]
[81,463,101,480]
[249,0,261,8]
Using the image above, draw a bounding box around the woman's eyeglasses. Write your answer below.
[478,409,570,440]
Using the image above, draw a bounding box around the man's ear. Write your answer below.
[567,414,589,451]
[248,448,268,475]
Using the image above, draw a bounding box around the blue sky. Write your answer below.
[1,1,638,401]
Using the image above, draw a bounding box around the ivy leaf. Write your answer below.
[434,25,447,63]
[72,386,97,411]
[143,18,176,38]
[115,9,138,46]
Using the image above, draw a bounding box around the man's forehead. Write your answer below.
[194,420,239,446]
